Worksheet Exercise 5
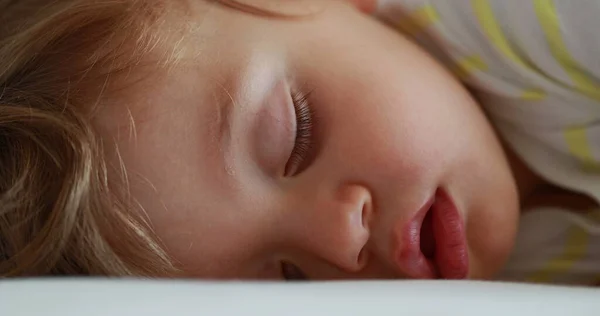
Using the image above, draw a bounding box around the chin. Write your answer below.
[465,188,520,280]
[468,227,518,280]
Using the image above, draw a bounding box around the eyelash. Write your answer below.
[285,91,314,176]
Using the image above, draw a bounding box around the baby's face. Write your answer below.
[95,0,519,280]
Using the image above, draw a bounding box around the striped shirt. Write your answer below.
[374,0,600,285]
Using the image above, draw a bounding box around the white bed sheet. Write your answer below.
[1,280,599,316]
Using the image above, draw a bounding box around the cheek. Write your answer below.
[146,195,267,277]
[466,194,519,278]
[309,69,466,187]
[325,84,452,181]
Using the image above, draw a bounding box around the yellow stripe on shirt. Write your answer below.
[471,0,544,98]
[533,0,600,101]
[564,126,600,172]
[588,209,600,222]
[395,5,440,37]
[472,0,532,69]
[453,55,488,80]
[521,88,547,101]
[526,224,590,284]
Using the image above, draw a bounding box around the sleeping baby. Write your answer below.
[1,0,598,285]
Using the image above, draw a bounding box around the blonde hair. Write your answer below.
[0,0,180,277]
[0,0,304,278]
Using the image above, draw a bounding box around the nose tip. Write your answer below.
[338,184,373,271]
[288,183,374,274]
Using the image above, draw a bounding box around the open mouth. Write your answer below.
[420,208,436,260]
[393,189,469,280]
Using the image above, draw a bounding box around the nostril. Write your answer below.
[357,247,369,268]
[361,197,373,230]
[357,196,372,270]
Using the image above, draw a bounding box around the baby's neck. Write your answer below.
[524,185,598,212]
[504,144,599,212]
[503,144,542,205]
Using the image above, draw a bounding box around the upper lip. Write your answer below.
[391,189,469,279]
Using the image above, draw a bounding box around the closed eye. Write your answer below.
[284,91,315,177]
[280,261,308,281]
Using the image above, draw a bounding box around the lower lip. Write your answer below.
[432,189,469,279]
[394,189,469,279]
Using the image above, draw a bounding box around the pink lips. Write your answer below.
[392,189,469,279]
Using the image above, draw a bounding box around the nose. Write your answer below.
[289,184,373,273]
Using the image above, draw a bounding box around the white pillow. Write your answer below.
[1,280,598,316]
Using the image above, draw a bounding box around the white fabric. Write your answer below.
[498,208,600,285]
[0,280,599,316]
